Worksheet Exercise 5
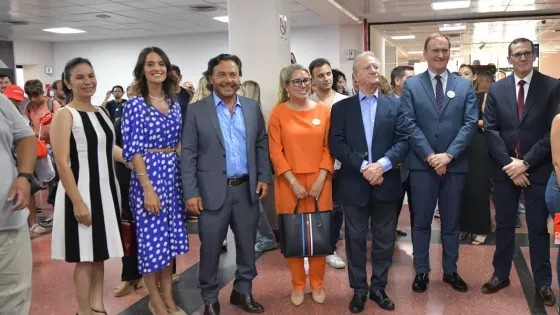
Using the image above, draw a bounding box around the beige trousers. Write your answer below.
[0,225,32,315]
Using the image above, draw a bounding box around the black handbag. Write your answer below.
[278,198,333,258]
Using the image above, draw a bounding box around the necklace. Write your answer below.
[149,94,165,101]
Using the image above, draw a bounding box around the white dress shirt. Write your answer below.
[427,69,449,96]
[514,70,533,104]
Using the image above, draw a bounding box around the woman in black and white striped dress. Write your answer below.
[50,57,124,315]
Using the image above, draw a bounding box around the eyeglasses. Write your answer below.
[511,51,534,59]
[290,78,312,87]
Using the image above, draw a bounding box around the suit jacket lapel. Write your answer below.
[521,71,539,124]
[352,94,368,150]
[239,96,253,148]
[442,72,457,113]
[505,74,520,125]
[419,71,439,114]
[372,93,387,143]
[204,95,225,148]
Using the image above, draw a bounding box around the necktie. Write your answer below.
[435,75,444,113]
[516,80,526,155]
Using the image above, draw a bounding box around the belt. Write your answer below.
[147,148,176,153]
[227,175,249,187]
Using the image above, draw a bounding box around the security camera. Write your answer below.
[541,20,547,24]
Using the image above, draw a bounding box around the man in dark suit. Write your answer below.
[329,51,409,313]
[390,65,415,237]
[400,33,477,293]
[182,54,271,315]
[481,38,560,306]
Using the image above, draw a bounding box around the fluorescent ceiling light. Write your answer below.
[42,27,86,34]
[327,0,361,23]
[432,1,470,10]
[408,51,423,54]
[213,16,229,23]
[440,23,466,31]
[392,35,415,40]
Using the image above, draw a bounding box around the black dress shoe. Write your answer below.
[349,295,367,313]
[369,290,395,310]
[230,290,264,313]
[481,276,510,294]
[204,302,220,315]
[538,286,557,306]
[443,273,468,292]
[412,273,429,293]
[396,229,407,236]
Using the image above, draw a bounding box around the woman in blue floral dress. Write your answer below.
[122,47,188,315]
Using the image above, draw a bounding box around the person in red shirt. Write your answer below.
[23,79,61,145]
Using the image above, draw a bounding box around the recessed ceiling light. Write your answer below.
[328,0,361,23]
[408,51,423,54]
[432,1,470,10]
[43,27,86,34]
[213,16,229,23]
[440,23,466,31]
[392,35,415,40]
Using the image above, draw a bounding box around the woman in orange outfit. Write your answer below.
[268,64,334,306]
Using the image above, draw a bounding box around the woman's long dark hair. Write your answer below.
[63,57,93,102]
[131,47,177,103]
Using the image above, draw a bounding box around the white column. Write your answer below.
[228,0,290,121]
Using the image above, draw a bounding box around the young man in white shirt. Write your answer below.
[308,58,347,271]
[309,58,347,107]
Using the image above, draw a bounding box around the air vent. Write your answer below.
[95,14,111,19]
[189,5,218,13]
[1,20,30,26]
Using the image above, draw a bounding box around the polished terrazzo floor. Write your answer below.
[28,196,559,315]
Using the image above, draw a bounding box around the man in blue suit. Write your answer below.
[329,51,409,313]
[400,33,477,293]
[481,38,560,307]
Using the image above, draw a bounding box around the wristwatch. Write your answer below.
[17,172,33,184]
[446,153,454,160]
[523,161,530,169]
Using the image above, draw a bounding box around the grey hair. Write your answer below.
[352,51,380,73]
[281,64,309,83]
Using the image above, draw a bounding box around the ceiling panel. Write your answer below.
[125,0,170,9]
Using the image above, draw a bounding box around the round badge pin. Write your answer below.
[312,118,321,126]
[447,91,456,98]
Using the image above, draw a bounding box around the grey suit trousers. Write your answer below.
[198,182,259,304]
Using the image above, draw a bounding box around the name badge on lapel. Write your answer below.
[447,91,456,99]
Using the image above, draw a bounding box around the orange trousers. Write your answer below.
[286,256,326,291]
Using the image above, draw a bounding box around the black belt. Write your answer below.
[227,175,249,187]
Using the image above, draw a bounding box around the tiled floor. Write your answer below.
[28,202,558,315]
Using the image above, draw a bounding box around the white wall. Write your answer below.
[338,25,363,81]
[21,25,362,106]
[53,32,228,105]
[290,25,340,71]
[14,40,55,87]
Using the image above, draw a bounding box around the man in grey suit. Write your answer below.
[400,33,477,294]
[182,54,271,315]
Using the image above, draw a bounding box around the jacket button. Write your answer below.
[223,154,226,157]
[435,134,439,138]
[222,171,226,174]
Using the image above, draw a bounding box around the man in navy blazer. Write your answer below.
[329,51,409,313]
[399,33,477,294]
[481,38,560,306]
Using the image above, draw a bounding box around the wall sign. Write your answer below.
[345,50,356,60]
[279,15,289,43]
[45,66,53,74]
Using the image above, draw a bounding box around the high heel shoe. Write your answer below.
[291,290,304,306]
[167,307,187,315]
[312,290,326,304]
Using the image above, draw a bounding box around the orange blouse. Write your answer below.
[268,102,334,176]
